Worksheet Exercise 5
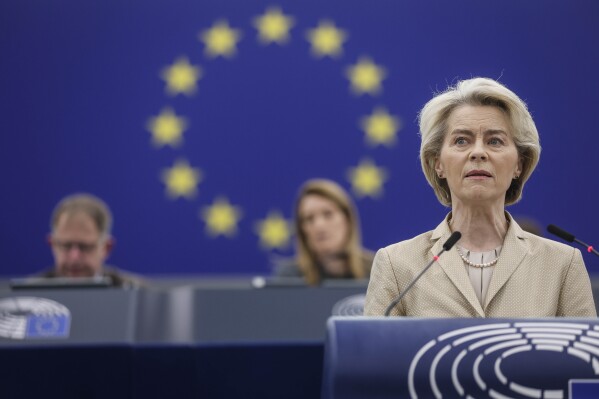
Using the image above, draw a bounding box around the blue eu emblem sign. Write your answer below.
[26,314,70,338]
[0,297,71,340]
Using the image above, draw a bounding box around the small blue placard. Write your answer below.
[570,379,599,399]
[26,315,70,338]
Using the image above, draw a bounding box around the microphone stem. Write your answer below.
[574,238,599,256]
[384,248,445,317]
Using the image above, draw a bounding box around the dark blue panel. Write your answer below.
[194,343,323,399]
[0,343,323,398]
[131,346,199,399]
[571,380,599,399]
[0,346,132,399]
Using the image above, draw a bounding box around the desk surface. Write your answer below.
[0,279,367,345]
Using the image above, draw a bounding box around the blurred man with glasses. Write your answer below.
[40,193,143,287]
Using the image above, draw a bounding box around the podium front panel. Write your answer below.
[323,317,599,399]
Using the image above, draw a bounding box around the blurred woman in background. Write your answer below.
[276,179,374,285]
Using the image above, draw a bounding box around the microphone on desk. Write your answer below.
[384,231,461,317]
[547,224,599,257]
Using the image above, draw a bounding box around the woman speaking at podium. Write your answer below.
[365,77,596,317]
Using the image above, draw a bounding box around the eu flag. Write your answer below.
[1,1,598,277]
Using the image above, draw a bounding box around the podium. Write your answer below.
[323,317,599,399]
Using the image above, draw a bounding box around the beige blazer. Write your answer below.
[364,214,596,318]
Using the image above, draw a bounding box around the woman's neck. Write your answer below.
[449,203,509,252]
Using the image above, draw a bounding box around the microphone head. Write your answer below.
[443,231,462,251]
[547,224,575,242]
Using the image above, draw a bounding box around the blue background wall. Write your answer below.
[1,0,598,277]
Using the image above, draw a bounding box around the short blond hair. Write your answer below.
[419,77,541,206]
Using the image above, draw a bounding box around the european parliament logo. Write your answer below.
[144,6,402,259]
[0,297,70,340]
[409,321,599,399]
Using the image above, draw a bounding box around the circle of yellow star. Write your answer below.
[346,56,387,95]
[161,159,202,199]
[147,107,188,147]
[305,20,348,58]
[347,159,388,198]
[161,56,203,96]
[150,16,399,248]
[198,20,242,58]
[360,107,401,147]
[200,197,243,237]
[255,211,292,249]
[253,7,295,45]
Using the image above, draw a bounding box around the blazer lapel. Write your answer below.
[431,218,485,317]
[483,214,528,310]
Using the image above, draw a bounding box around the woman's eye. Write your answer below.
[489,137,503,145]
[454,137,467,145]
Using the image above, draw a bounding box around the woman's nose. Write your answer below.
[312,216,326,228]
[469,139,487,160]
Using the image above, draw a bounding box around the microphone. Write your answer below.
[384,231,461,316]
[547,224,599,257]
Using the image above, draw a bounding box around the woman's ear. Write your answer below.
[434,158,444,178]
[516,157,523,178]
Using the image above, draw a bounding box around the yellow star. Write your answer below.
[255,211,292,250]
[147,107,188,147]
[305,20,348,58]
[346,56,387,95]
[347,159,388,198]
[198,20,242,58]
[253,7,295,45]
[161,159,202,199]
[200,197,243,237]
[160,57,202,96]
[360,107,401,147]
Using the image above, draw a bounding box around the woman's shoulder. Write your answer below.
[380,230,435,252]
[375,230,436,263]
[521,231,578,258]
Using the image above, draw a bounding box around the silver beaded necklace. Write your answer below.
[456,246,499,268]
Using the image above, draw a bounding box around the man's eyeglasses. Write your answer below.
[50,240,99,254]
